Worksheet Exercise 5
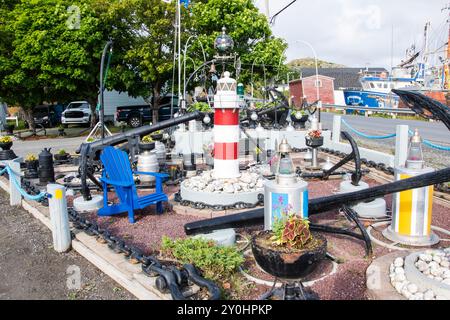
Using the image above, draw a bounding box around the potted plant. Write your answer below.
[0,136,13,150]
[305,129,324,148]
[150,130,163,141]
[139,135,155,152]
[252,214,327,279]
[57,124,66,136]
[291,110,309,129]
[54,149,69,161]
[24,153,39,179]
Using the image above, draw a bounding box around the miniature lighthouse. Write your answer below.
[383,129,439,246]
[213,71,240,179]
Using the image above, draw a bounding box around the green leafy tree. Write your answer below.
[107,0,189,123]
[0,0,124,130]
[187,0,288,98]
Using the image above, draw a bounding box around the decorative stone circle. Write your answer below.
[389,248,450,300]
[182,168,264,195]
[180,167,266,207]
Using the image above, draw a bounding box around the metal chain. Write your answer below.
[174,192,264,211]
[66,207,220,300]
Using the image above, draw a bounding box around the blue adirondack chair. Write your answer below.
[98,146,169,223]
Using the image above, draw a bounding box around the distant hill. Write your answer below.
[288,58,346,69]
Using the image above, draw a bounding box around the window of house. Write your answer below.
[314,79,322,88]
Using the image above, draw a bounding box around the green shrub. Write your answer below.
[187,102,212,113]
[161,237,244,282]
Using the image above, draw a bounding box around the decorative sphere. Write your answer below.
[251,112,258,121]
[203,115,211,124]
[214,27,234,53]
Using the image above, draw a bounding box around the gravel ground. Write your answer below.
[0,191,135,300]
[80,174,449,300]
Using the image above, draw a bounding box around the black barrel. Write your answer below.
[38,148,55,184]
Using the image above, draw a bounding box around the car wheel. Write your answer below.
[128,115,142,128]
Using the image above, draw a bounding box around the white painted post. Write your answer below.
[332,115,342,144]
[394,125,409,168]
[7,160,21,206]
[47,184,71,253]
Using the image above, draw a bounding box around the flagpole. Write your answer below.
[177,0,183,110]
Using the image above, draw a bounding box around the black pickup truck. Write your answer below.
[116,96,179,128]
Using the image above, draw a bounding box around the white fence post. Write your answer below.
[332,115,342,144]
[47,184,71,253]
[394,125,409,168]
[7,160,22,206]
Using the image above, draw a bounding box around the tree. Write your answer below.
[0,0,124,130]
[107,0,188,123]
[187,0,288,97]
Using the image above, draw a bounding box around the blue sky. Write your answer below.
[255,0,449,68]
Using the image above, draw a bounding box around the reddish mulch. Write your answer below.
[75,175,450,300]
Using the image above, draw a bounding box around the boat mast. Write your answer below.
[442,3,450,89]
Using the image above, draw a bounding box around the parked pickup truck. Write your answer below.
[115,96,179,128]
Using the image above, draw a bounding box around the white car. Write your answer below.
[61,101,92,127]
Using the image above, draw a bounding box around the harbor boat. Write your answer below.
[343,66,423,108]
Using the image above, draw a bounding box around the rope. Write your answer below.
[341,119,397,139]
[408,130,450,152]
[0,165,47,201]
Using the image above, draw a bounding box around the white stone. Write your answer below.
[223,184,234,194]
[407,283,418,294]
[402,288,412,299]
[431,267,441,277]
[394,282,404,293]
[240,173,252,184]
[440,260,449,268]
[390,264,395,274]
[424,290,435,300]
[395,267,405,275]
[394,257,404,268]
[419,254,432,262]
[423,269,431,275]
[428,275,435,280]
[395,273,406,283]
[433,255,442,264]
[416,260,428,272]
[429,261,439,269]
[442,278,450,286]
[442,270,450,279]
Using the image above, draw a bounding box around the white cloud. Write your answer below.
[255,0,448,68]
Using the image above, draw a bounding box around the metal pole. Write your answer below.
[177,0,182,109]
[296,40,321,122]
[100,40,113,139]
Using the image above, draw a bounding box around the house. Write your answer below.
[289,67,389,107]
[289,75,336,107]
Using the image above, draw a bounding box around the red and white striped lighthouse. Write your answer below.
[214,71,240,179]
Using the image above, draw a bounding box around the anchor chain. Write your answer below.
[66,207,220,300]
[174,192,264,211]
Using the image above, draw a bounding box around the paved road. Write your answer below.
[321,112,449,145]
[13,136,84,158]
[0,191,134,300]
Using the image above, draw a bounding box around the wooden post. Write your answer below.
[47,184,71,253]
